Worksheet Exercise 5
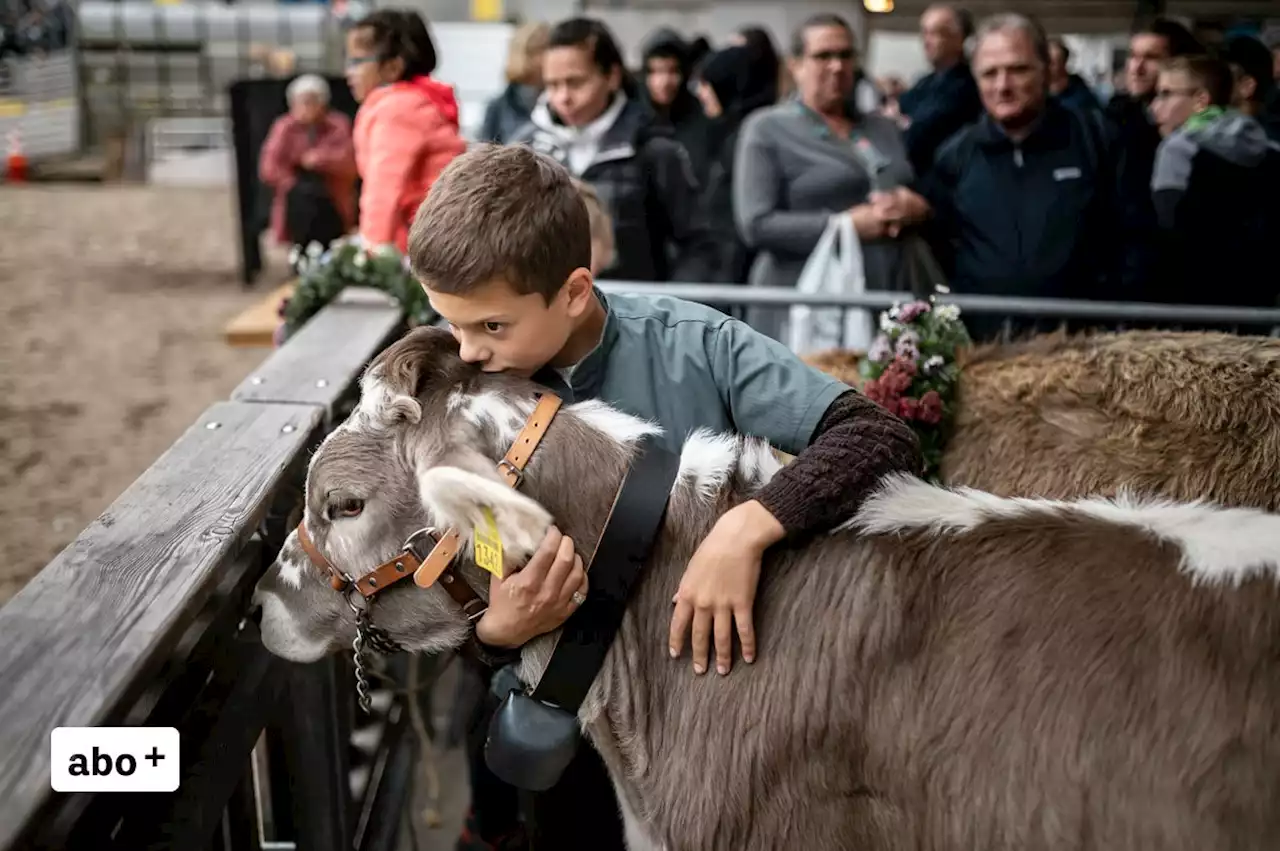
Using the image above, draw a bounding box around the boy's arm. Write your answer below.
[755,388,921,538]
[669,319,920,676]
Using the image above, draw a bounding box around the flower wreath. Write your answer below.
[858,298,971,482]
[276,237,436,344]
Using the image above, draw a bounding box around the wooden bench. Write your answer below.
[223,281,295,348]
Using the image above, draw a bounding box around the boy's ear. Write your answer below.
[418,466,553,570]
[564,268,595,317]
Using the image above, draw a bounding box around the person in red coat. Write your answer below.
[344,9,466,254]
[258,74,358,248]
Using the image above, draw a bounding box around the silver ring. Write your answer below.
[571,591,587,607]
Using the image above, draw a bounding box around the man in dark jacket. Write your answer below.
[639,27,713,182]
[896,3,982,177]
[1048,36,1101,114]
[924,13,1124,342]
[1103,17,1201,293]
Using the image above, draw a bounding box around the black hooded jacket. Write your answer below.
[639,27,713,182]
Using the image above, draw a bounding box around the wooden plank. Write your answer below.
[0,400,322,850]
[224,281,295,348]
[231,291,405,419]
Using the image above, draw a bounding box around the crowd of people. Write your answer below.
[258,5,1280,350]
[248,6,1280,849]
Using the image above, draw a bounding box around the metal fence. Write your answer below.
[596,282,1280,343]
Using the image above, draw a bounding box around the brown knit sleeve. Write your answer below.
[755,389,922,538]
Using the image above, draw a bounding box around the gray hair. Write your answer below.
[286,73,330,106]
[974,13,1050,69]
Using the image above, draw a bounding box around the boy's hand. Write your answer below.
[668,500,785,676]
[474,526,587,649]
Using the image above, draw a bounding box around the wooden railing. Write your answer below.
[0,290,428,851]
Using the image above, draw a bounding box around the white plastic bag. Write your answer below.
[785,214,874,355]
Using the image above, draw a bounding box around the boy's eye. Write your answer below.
[484,322,504,333]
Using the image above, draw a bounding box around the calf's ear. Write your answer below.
[417,466,553,569]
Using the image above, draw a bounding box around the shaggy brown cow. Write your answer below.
[254,328,1280,851]
[807,331,1280,511]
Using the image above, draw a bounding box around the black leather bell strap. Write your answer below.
[528,432,681,713]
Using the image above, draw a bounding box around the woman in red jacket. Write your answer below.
[344,9,466,253]
[258,74,357,249]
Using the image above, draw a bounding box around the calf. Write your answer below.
[255,327,1280,850]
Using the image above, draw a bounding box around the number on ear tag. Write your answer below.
[473,507,505,578]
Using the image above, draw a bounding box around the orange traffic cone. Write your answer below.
[6,129,29,183]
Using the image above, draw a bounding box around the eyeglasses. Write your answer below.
[807,48,856,64]
[1152,87,1198,100]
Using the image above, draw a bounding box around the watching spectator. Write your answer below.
[1048,36,1101,113]
[693,45,763,284]
[639,27,712,181]
[728,25,782,110]
[258,74,357,253]
[896,3,982,177]
[923,13,1124,341]
[735,13,929,341]
[1104,17,1201,290]
[344,8,466,253]
[511,17,716,283]
[1219,35,1280,143]
[479,21,549,144]
[1148,54,1280,318]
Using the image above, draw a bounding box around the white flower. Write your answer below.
[288,245,301,266]
[879,313,901,333]
[935,304,961,322]
[353,251,368,268]
[887,303,901,321]
[923,354,946,374]
[306,241,324,259]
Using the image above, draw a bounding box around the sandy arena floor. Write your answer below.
[0,184,289,602]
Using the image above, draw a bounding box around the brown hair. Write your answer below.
[505,21,550,85]
[407,144,592,302]
[573,178,614,272]
[1162,54,1234,106]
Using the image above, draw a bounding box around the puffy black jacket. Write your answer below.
[512,96,717,283]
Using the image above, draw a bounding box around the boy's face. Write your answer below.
[425,273,594,377]
[1151,69,1206,136]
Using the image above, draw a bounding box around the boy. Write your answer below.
[1148,55,1278,322]
[407,144,921,850]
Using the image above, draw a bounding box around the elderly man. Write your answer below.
[894,3,982,177]
[258,74,357,252]
[922,13,1124,342]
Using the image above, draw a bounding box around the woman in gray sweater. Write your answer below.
[734,13,930,339]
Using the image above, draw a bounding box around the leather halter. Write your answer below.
[294,394,563,619]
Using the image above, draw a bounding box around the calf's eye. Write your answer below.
[327,498,365,520]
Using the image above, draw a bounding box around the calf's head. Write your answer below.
[252,327,633,663]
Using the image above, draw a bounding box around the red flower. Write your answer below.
[898,397,920,420]
[918,390,943,425]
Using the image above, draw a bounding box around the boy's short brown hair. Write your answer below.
[1161,54,1234,107]
[407,144,592,302]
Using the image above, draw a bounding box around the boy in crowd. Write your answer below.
[408,143,920,850]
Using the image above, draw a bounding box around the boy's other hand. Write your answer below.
[668,500,784,676]
[474,526,587,649]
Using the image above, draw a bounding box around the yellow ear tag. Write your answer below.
[473,507,505,578]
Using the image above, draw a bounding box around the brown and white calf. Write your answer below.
[254,327,1280,851]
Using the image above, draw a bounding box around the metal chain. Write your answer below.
[352,605,405,714]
